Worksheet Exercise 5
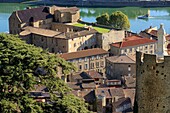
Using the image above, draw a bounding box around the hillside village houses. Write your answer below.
[9,5,170,113]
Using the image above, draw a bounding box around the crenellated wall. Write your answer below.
[135,51,170,113]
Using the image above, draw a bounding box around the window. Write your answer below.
[128,65,131,71]
[79,65,82,70]
[85,40,88,45]
[52,48,54,53]
[96,55,100,59]
[84,64,88,70]
[145,45,148,50]
[96,62,99,68]
[84,57,87,62]
[79,58,82,62]
[100,61,104,67]
[41,37,44,42]
[150,50,153,54]
[121,50,124,54]
[91,56,94,60]
[124,49,127,53]
[150,45,153,49]
[129,48,132,53]
[90,63,94,69]
[74,43,76,47]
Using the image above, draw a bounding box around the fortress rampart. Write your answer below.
[135,51,170,113]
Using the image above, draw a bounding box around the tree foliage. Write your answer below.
[96,11,130,30]
[109,11,130,30]
[96,13,109,25]
[0,33,90,113]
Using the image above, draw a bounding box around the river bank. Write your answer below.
[1,3,170,33]
[1,0,170,8]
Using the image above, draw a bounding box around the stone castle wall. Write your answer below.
[135,51,170,113]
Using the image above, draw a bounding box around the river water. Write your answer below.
[1,3,170,33]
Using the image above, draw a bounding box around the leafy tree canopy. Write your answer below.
[96,11,130,30]
[96,13,109,25]
[109,11,130,30]
[0,33,90,113]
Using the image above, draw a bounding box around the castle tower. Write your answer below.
[135,52,170,113]
[157,24,168,59]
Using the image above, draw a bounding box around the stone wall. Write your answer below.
[135,51,170,113]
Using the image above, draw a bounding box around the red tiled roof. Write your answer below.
[149,30,157,36]
[85,70,103,79]
[60,48,108,60]
[111,37,156,48]
[125,35,141,41]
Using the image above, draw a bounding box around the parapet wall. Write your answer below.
[135,52,170,113]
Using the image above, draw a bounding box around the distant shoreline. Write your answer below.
[2,0,170,8]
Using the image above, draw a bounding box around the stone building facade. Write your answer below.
[60,48,109,75]
[97,29,125,51]
[9,6,80,35]
[106,55,136,79]
[54,7,80,23]
[20,26,97,53]
[110,35,157,56]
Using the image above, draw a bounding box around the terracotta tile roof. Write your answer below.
[110,88,125,97]
[111,37,156,48]
[60,48,108,60]
[96,88,124,99]
[67,82,81,90]
[20,26,63,37]
[123,89,135,106]
[125,35,142,41]
[106,55,135,64]
[57,7,79,14]
[139,31,158,40]
[16,6,53,23]
[96,88,112,99]
[149,30,157,36]
[65,29,97,39]
[83,70,104,79]
[113,97,131,108]
[82,82,96,89]
[125,76,136,88]
[71,90,95,103]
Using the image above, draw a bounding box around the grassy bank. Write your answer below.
[73,23,110,33]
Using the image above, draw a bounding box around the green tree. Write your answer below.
[109,11,130,30]
[96,13,109,25]
[0,33,90,113]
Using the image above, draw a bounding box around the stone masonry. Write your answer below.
[135,51,170,113]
